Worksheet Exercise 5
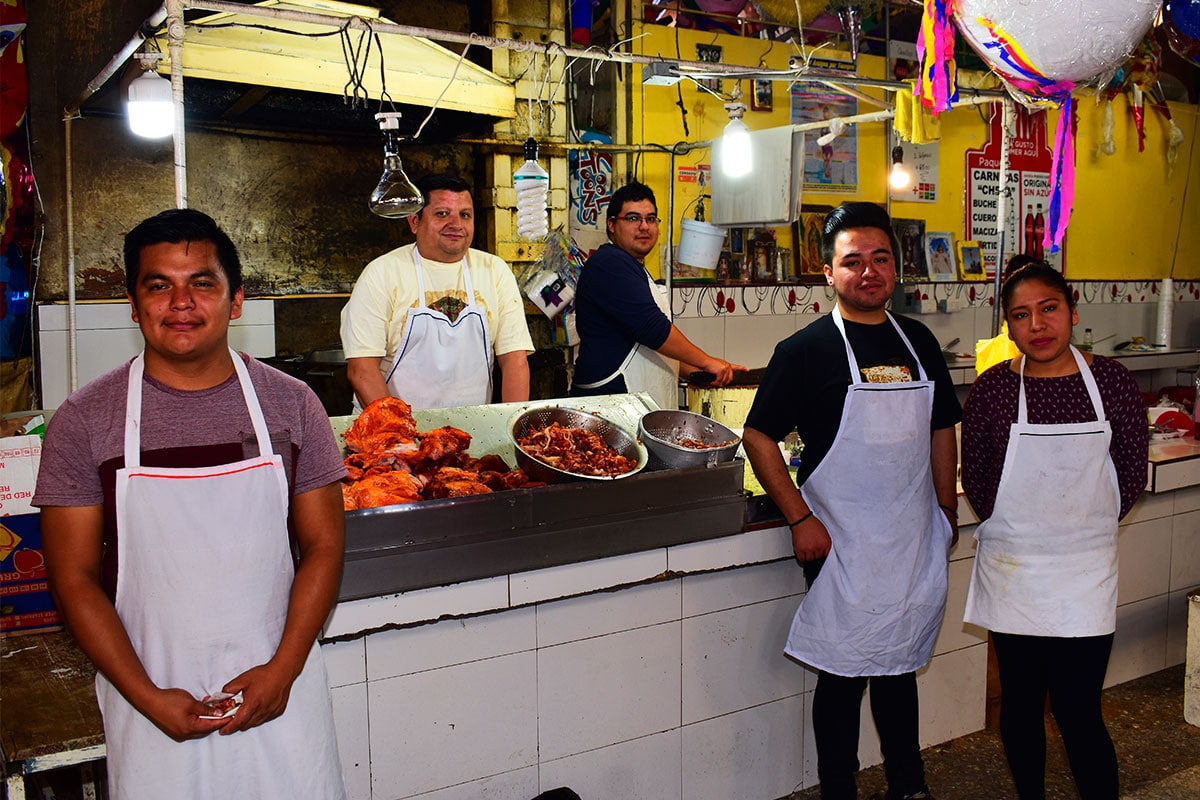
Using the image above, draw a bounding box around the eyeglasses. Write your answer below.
[617,213,660,226]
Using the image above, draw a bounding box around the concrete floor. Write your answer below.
[786,665,1200,800]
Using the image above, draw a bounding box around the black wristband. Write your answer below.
[939,503,958,519]
[788,511,814,528]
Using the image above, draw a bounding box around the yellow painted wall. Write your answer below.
[629,22,1199,281]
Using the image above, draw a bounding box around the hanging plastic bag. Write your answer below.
[975,322,1020,374]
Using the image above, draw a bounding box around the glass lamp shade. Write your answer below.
[369,154,424,218]
[127,70,174,139]
[720,117,752,178]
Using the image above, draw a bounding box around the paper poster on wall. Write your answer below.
[792,86,857,193]
[889,129,939,203]
[569,134,613,255]
[964,105,1065,277]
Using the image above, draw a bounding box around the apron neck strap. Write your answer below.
[413,248,474,307]
[123,349,274,468]
[1017,345,1105,423]
[831,306,927,385]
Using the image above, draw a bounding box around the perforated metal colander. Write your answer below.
[510,405,647,483]
[638,409,741,470]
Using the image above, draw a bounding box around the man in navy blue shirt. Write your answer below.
[569,182,743,409]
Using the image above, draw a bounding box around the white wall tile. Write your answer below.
[1174,486,1200,515]
[675,315,726,360]
[330,682,370,800]
[918,644,988,747]
[369,652,538,798]
[682,559,806,618]
[1123,489,1177,525]
[681,695,805,800]
[1108,594,1169,687]
[724,313,797,369]
[322,637,366,688]
[404,767,538,800]
[537,579,681,648]
[668,527,793,575]
[538,622,681,760]
[1117,517,1173,605]
[540,729,682,800]
[1171,510,1200,592]
[682,596,806,724]
[909,311,975,356]
[1166,587,1192,668]
[324,576,510,638]
[801,692,818,790]
[934,557,987,656]
[510,549,668,607]
[366,606,536,681]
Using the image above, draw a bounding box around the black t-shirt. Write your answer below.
[744,312,962,487]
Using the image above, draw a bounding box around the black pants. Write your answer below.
[812,670,926,800]
[991,631,1118,800]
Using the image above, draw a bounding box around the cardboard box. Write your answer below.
[0,434,41,516]
[0,513,62,634]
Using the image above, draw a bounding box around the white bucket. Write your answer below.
[676,219,726,271]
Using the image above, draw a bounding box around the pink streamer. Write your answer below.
[916,0,958,115]
[1044,93,1076,254]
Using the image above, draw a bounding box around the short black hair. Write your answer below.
[606,181,657,221]
[415,173,472,212]
[821,202,899,266]
[1001,260,1075,313]
[123,209,242,297]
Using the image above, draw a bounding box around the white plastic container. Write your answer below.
[676,219,726,271]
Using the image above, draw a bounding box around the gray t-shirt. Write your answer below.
[34,354,346,507]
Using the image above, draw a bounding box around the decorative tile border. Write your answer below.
[673,281,1200,318]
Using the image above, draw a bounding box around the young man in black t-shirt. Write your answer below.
[743,202,961,800]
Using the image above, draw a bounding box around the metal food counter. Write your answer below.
[332,394,748,601]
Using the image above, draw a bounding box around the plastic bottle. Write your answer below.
[514,138,549,240]
[1081,328,1094,351]
[1033,204,1045,259]
[1023,208,1035,256]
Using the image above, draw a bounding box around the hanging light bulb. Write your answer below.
[368,112,424,219]
[514,137,549,240]
[720,91,752,178]
[889,145,913,190]
[127,53,174,139]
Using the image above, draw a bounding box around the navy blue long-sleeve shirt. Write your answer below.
[570,243,672,394]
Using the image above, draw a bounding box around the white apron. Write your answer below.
[964,346,1120,637]
[100,350,345,800]
[385,250,493,409]
[784,309,952,677]
[574,270,679,410]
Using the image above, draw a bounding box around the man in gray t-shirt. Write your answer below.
[34,209,348,800]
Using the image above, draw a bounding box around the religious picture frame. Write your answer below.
[892,217,927,281]
[957,240,985,280]
[751,79,773,112]
[925,232,956,281]
[729,227,745,255]
[792,205,832,284]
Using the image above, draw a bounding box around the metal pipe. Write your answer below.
[992,99,1015,336]
[63,116,78,396]
[63,4,168,116]
[166,0,187,208]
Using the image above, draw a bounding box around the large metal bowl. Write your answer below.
[638,409,742,470]
[510,405,647,483]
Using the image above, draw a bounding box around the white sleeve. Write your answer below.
[339,260,392,359]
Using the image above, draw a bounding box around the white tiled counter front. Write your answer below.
[321,503,989,800]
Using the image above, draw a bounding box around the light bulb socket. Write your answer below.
[523,137,539,162]
[891,145,904,165]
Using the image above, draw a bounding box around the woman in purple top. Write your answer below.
[961,262,1148,800]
